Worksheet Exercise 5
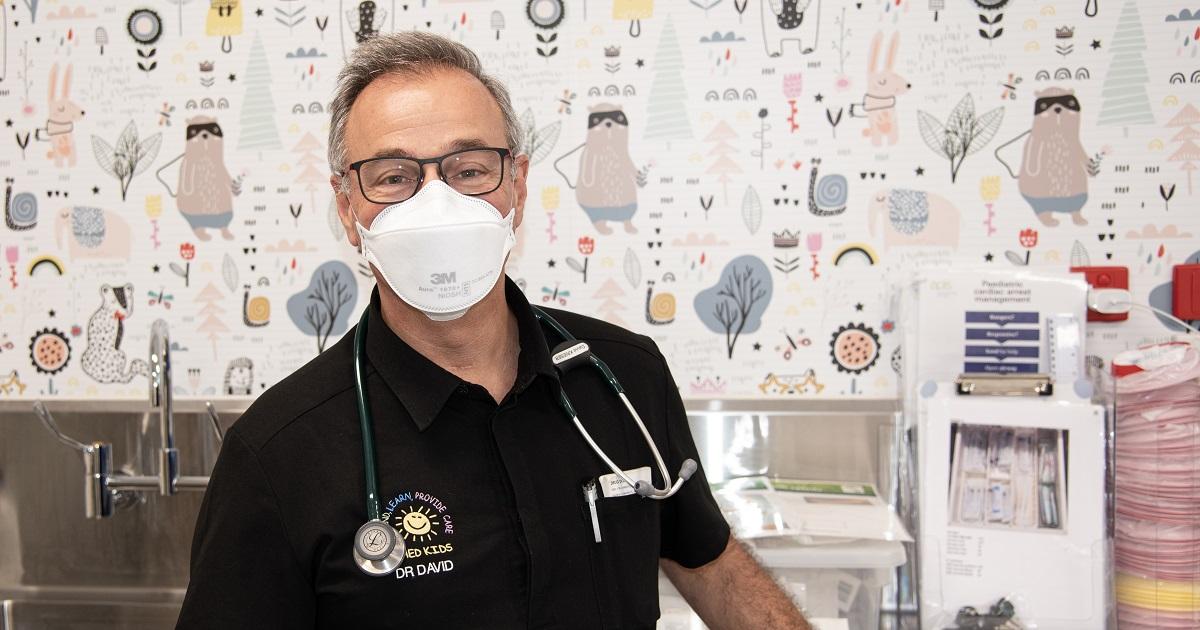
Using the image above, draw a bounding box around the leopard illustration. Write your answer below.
[81,283,149,383]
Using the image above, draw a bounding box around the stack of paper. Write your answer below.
[710,477,912,544]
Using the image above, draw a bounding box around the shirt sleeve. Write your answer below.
[176,428,315,630]
[654,349,732,569]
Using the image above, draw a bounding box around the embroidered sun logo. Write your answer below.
[396,505,440,543]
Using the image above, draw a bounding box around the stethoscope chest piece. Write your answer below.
[353,519,406,576]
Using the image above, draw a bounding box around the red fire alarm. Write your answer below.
[1173,263,1200,321]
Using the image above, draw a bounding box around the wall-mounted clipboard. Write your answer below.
[917,382,1109,630]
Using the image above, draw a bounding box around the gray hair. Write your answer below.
[327,32,523,185]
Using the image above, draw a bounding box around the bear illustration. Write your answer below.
[159,116,240,241]
[1017,88,1096,227]
[553,104,643,234]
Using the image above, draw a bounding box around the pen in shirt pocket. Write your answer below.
[582,479,601,543]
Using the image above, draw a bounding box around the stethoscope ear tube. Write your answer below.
[532,305,694,500]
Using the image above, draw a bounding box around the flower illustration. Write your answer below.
[1019,229,1038,249]
[577,236,595,255]
[979,176,1001,202]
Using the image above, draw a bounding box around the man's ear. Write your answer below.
[330,174,361,249]
[512,153,530,230]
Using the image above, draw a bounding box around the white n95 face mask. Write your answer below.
[355,180,516,321]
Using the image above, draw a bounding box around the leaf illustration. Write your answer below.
[1004,251,1026,266]
[169,262,187,278]
[519,108,535,141]
[222,253,239,293]
[992,27,1004,38]
[741,185,762,235]
[547,47,558,56]
[916,110,949,158]
[91,135,116,175]
[966,107,1005,155]
[116,120,137,152]
[133,132,163,174]
[979,14,991,24]
[947,94,975,134]
[623,247,642,289]
[536,48,547,57]
[1069,240,1091,267]
[536,32,548,43]
[530,120,561,165]
[979,28,991,39]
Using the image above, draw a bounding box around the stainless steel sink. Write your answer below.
[2,594,183,630]
[1,399,909,628]
[1,403,236,630]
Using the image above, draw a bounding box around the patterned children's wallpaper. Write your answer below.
[0,0,1196,400]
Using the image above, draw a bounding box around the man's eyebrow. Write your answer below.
[366,138,493,161]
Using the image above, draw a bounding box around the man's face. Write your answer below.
[331,67,529,248]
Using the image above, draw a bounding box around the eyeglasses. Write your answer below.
[342,147,512,205]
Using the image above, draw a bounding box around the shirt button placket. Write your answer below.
[487,406,533,620]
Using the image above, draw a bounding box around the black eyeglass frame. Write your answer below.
[340,147,513,204]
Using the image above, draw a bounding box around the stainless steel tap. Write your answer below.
[149,320,178,496]
[32,319,217,519]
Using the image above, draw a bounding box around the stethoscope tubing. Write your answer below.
[531,304,692,500]
[348,298,697,577]
[354,309,384,523]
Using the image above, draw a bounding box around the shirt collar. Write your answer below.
[363,276,559,432]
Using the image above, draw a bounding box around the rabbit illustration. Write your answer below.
[850,32,909,147]
[37,63,85,168]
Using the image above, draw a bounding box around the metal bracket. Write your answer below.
[955,373,1054,397]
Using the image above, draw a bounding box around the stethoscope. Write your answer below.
[351,306,697,576]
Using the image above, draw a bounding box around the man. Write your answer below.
[177,31,809,629]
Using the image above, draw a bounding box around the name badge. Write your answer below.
[598,466,652,498]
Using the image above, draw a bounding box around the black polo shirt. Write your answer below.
[177,277,730,629]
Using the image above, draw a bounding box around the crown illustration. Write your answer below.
[773,229,800,248]
[603,45,620,57]
[198,60,215,72]
[1055,26,1074,39]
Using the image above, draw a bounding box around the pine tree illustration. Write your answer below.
[195,282,230,359]
[643,16,692,147]
[703,121,742,205]
[239,33,283,153]
[1097,0,1155,134]
[1166,103,1200,196]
